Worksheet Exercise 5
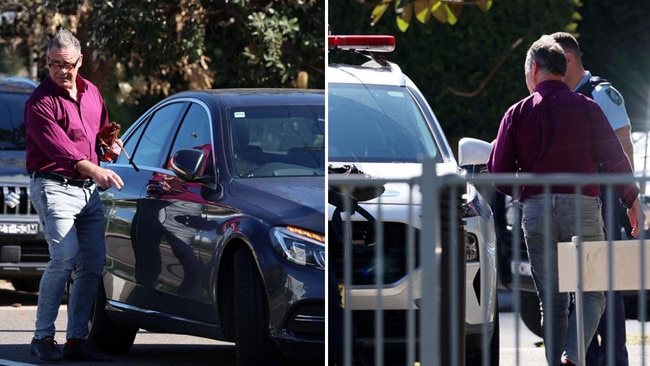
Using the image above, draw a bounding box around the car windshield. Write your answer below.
[328,83,441,163]
[0,91,30,150]
[228,104,325,177]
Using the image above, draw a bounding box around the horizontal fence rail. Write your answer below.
[328,159,650,366]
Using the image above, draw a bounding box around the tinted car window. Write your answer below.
[328,83,441,163]
[171,103,212,155]
[169,102,213,174]
[115,119,143,166]
[0,92,30,150]
[131,102,185,167]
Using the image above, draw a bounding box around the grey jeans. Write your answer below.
[30,177,106,340]
[522,193,606,365]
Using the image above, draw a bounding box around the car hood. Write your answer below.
[0,150,29,183]
[328,162,459,205]
[228,176,325,233]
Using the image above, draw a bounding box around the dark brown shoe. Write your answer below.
[30,336,63,362]
[62,339,113,362]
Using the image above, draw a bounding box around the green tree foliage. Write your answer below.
[370,0,494,32]
[202,0,325,90]
[0,0,324,125]
[329,0,579,150]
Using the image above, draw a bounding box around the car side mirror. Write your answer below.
[458,137,493,174]
[170,149,213,184]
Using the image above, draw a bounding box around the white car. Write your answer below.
[327,35,498,365]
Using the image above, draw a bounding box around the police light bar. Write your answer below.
[328,35,395,52]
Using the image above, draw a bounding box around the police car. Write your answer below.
[327,35,498,365]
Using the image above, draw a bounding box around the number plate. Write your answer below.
[0,223,39,235]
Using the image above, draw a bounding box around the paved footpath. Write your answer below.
[1,281,649,366]
[498,290,650,366]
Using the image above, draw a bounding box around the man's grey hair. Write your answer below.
[524,35,567,76]
[47,29,81,55]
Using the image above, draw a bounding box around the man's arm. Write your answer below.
[487,113,517,197]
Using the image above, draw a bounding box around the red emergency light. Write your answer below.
[328,35,395,52]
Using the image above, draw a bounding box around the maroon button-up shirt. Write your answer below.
[24,75,110,179]
[488,79,638,208]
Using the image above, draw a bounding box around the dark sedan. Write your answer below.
[89,89,325,366]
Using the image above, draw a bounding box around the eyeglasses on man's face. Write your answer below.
[47,55,81,71]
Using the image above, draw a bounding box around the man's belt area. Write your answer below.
[31,171,95,188]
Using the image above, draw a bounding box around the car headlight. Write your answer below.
[271,226,325,270]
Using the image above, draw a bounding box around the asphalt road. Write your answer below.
[0,279,233,365]
[1,280,649,366]
[498,290,650,366]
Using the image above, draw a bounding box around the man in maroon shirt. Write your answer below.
[488,35,642,366]
[24,28,123,362]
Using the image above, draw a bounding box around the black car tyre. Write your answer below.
[233,246,282,366]
[88,281,138,355]
[520,291,543,338]
[466,304,500,366]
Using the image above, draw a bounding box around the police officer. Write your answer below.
[552,31,632,366]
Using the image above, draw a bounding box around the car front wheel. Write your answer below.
[88,281,138,355]
[233,246,281,366]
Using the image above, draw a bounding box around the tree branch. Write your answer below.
[447,1,562,97]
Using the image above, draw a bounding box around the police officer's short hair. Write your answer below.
[525,35,567,76]
[550,32,581,57]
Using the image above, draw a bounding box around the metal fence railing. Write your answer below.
[328,158,650,366]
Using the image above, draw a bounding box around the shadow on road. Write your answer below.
[0,285,323,365]
[0,342,322,366]
[0,287,38,307]
[0,343,237,365]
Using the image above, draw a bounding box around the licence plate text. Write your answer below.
[0,223,38,235]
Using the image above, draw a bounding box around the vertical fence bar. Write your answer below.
[406,179,417,366]
[542,184,554,364]
[605,184,615,366]
[420,158,441,366]
[477,182,491,366]
[449,184,462,366]
[374,186,384,366]
[512,187,523,365]
[342,186,354,366]
[640,176,647,366]
[576,187,585,366]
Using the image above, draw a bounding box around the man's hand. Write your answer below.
[93,167,124,191]
[76,159,124,191]
[627,198,645,238]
